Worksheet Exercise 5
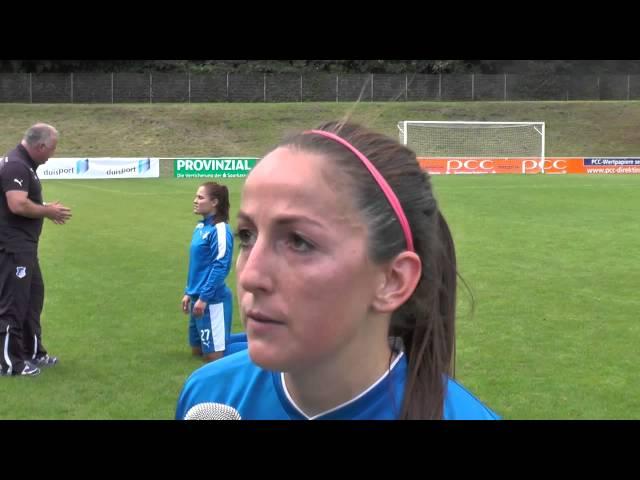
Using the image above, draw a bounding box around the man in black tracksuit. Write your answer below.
[0,123,72,376]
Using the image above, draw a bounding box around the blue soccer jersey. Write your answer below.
[175,349,500,420]
[185,215,234,304]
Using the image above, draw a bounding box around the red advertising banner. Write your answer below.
[416,157,622,175]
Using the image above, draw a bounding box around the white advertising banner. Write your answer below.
[39,158,160,179]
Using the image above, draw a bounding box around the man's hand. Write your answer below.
[46,201,72,224]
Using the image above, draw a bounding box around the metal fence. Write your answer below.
[2,73,640,103]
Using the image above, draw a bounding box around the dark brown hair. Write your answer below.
[201,181,230,223]
[274,121,457,419]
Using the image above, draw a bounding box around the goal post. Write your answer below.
[397,121,545,174]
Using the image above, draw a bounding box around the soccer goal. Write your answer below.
[397,121,545,174]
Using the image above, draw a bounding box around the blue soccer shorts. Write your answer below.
[188,294,232,354]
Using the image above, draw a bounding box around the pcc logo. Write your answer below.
[521,159,567,174]
[446,159,496,174]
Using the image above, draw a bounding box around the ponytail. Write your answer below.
[397,209,457,420]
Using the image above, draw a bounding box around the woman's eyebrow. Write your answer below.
[238,210,324,229]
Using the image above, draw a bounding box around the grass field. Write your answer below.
[1,102,639,419]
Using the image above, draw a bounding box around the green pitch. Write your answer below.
[1,174,638,419]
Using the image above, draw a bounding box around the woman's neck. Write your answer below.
[283,336,394,418]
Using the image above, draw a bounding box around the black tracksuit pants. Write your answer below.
[0,248,48,375]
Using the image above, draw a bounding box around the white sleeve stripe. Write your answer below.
[215,223,227,260]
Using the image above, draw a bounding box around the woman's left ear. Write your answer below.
[371,251,422,313]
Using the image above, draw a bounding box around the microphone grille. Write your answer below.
[184,402,242,420]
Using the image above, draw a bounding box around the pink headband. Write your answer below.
[305,129,414,252]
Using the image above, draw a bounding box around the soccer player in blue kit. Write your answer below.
[176,122,500,419]
[181,182,235,363]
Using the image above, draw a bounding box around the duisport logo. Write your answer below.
[39,158,160,179]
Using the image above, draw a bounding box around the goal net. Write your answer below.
[397,121,545,173]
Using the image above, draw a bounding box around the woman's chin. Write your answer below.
[247,342,290,372]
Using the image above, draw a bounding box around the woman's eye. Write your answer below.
[235,229,255,248]
[288,233,314,252]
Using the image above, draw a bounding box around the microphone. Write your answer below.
[184,402,242,420]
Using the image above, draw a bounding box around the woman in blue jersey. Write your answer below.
[176,122,500,419]
[181,181,237,363]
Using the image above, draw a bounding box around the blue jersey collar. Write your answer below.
[273,351,406,420]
